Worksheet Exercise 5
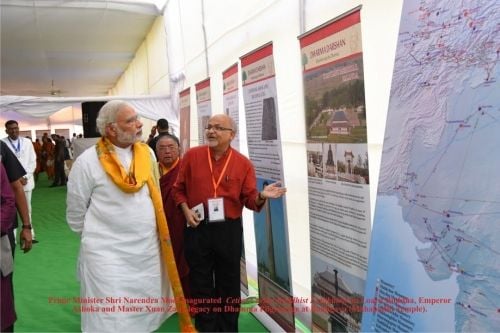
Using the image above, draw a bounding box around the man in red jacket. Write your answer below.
[172,114,286,332]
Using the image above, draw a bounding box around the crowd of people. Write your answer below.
[1,100,286,332]
[33,132,76,186]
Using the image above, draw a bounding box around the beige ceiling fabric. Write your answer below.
[0,0,161,97]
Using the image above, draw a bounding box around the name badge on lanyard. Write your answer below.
[208,198,225,222]
[207,147,233,223]
[8,138,21,158]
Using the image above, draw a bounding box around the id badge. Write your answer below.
[208,197,225,222]
[189,203,205,227]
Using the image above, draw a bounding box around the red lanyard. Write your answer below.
[207,147,233,197]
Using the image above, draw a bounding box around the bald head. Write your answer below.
[205,114,236,153]
[208,114,237,134]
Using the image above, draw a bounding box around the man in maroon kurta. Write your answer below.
[1,142,33,332]
[157,134,190,298]
[172,114,286,332]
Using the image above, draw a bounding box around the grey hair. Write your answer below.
[228,116,237,135]
[95,100,132,136]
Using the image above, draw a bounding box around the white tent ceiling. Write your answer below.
[0,0,163,97]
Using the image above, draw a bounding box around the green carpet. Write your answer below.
[13,173,268,332]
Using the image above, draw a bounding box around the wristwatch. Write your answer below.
[22,224,32,230]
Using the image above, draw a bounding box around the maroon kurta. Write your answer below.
[1,162,17,330]
[159,161,190,298]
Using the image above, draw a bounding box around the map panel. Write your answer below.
[363,0,499,331]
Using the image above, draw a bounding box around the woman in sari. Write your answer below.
[43,137,55,180]
[33,138,43,181]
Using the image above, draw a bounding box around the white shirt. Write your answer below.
[1,136,36,191]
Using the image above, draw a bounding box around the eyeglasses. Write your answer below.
[205,125,233,132]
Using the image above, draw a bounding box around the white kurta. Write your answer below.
[66,145,172,333]
[1,136,36,191]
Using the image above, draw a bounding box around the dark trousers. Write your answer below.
[53,160,66,185]
[1,230,16,331]
[185,218,242,332]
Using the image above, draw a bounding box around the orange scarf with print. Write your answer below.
[96,137,195,332]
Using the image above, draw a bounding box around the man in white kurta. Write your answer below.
[2,120,37,240]
[66,101,172,332]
